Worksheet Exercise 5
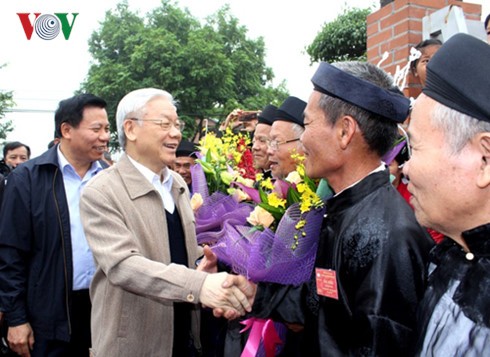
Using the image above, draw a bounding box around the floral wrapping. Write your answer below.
[191,162,325,285]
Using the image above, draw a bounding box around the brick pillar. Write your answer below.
[367,0,482,99]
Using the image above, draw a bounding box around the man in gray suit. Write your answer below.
[80,88,254,357]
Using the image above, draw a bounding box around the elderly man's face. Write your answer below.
[128,97,182,174]
[267,120,302,179]
[252,123,272,170]
[403,94,483,237]
[301,91,343,182]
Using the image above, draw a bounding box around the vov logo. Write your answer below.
[17,13,79,40]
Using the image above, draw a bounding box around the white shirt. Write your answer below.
[57,145,101,290]
[334,163,385,197]
[127,155,175,213]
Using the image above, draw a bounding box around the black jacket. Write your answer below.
[0,145,75,341]
[416,224,490,355]
[253,169,434,356]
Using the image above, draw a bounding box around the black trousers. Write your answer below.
[32,289,91,357]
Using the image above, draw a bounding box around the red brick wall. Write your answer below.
[367,0,482,98]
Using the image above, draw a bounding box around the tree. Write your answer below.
[80,0,288,146]
[0,65,14,142]
[306,7,372,63]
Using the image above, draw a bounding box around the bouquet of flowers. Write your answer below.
[190,128,257,245]
[191,139,326,356]
[210,154,326,286]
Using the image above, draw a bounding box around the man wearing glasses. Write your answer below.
[267,96,307,179]
[79,88,254,357]
[244,62,433,355]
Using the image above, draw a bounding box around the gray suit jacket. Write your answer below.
[80,154,206,356]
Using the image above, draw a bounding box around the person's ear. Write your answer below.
[124,119,138,143]
[338,115,356,150]
[60,122,72,139]
[477,133,490,188]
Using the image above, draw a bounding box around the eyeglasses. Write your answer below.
[397,124,411,160]
[129,118,185,132]
[268,138,300,151]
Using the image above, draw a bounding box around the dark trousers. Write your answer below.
[32,289,91,357]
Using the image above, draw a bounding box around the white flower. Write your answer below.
[236,176,255,188]
[286,171,302,185]
[247,206,274,228]
[233,189,251,202]
[190,193,203,212]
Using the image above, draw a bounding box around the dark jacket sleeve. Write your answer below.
[0,174,5,211]
[252,282,307,325]
[0,169,32,326]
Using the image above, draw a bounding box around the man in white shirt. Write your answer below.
[0,94,110,357]
[80,88,254,357]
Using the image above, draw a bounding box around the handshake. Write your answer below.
[197,246,256,319]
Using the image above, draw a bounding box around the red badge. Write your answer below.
[315,268,339,300]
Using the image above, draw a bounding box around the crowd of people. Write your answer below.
[0,31,488,357]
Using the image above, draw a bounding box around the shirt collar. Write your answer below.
[57,144,102,176]
[127,155,173,190]
[334,163,385,197]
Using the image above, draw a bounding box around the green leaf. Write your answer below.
[258,203,285,222]
[258,186,268,204]
[286,187,301,205]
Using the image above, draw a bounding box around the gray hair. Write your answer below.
[116,88,176,149]
[431,102,490,154]
[317,61,399,157]
[292,123,305,149]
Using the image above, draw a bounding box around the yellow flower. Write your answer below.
[268,192,286,209]
[260,177,274,190]
[296,163,305,177]
[297,183,307,193]
[300,197,313,213]
[247,206,275,228]
[190,193,203,212]
[295,219,306,230]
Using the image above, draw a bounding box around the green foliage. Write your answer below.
[80,0,288,147]
[0,65,14,142]
[306,7,372,63]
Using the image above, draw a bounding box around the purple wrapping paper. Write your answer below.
[191,161,325,285]
[381,139,406,165]
[190,163,209,199]
[191,163,254,245]
[212,203,326,286]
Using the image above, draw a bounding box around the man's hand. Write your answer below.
[196,246,218,273]
[200,272,255,319]
[212,274,257,319]
[8,323,34,357]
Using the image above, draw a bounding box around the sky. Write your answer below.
[0,0,488,158]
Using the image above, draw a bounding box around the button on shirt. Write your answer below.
[58,146,102,290]
[127,156,175,213]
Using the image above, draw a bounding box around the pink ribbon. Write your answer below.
[240,318,283,357]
